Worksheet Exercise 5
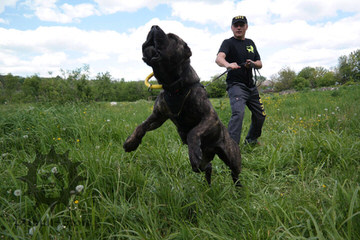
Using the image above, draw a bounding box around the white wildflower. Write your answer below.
[29,226,36,236]
[110,102,117,106]
[75,185,84,193]
[106,119,110,122]
[57,224,66,232]
[23,135,28,139]
[14,189,22,197]
[51,167,58,174]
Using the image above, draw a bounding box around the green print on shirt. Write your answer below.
[246,45,254,53]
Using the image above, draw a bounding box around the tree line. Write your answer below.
[1,49,359,104]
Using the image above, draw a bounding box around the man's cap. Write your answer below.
[232,15,247,25]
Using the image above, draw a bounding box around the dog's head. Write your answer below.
[142,25,193,84]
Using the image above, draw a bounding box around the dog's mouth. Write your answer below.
[142,25,169,65]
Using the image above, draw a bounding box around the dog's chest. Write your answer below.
[163,88,192,116]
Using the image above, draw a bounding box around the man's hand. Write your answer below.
[246,59,262,69]
[227,62,241,70]
[245,59,255,68]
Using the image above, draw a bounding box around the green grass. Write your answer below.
[0,85,359,239]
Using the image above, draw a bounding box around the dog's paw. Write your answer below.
[123,137,140,152]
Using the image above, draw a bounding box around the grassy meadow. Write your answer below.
[0,85,359,239]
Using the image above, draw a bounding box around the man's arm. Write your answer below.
[245,59,262,69]
[215,52,240,70]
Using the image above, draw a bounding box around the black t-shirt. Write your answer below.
[218,37,261,87]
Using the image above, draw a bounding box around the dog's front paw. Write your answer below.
[123,136,140,152]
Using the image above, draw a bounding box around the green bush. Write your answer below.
[292,76,310,91]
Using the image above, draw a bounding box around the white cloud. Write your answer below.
[93,0,162,14]
[1,0,360,81]
[0,18,9,24]
[0,0,18,13]
[24,0,99,23]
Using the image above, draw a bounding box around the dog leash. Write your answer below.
[204,68,231,88]
[205,62,262,88]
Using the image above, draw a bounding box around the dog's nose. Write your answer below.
[151,25,159,30]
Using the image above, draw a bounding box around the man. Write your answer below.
[215,15,266,145]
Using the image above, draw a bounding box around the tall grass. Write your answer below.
[0,85,359,239]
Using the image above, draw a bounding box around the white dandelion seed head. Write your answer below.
[75,185,84,193]
[23,135,28,139]
[14,189,22,197]
[29,226,36,235]
[57,224,66,232]
[51,167,58,174]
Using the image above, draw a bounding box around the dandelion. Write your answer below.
[29,226,36,236]
[322,184,326,188]
[57,224,66,232]
[76,139,80,143]
[75,185,84,193]
[331,112,335,115]
[23,135,28,139]
[324,108,328,111]
[57,137,61,141]
[14,189,22,197]
[74,200,79,204]
[51,167,58,174]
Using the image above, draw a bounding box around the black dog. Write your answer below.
[123,25,242,186]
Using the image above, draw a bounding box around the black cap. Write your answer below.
[232,15,247,25]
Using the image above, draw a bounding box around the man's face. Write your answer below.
[231,22,248,40]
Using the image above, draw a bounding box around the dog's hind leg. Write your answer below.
[204,163,212,186]
[202,149,215,186]
[217,140,242,187]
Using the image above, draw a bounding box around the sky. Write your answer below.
[0,0,360,81]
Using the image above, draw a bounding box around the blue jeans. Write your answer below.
[227,83,266,144]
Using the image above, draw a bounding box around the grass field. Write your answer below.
[1,85,359,239]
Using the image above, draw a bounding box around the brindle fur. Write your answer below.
[123,25,242,186]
